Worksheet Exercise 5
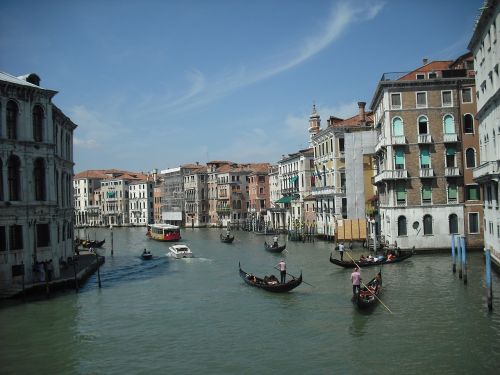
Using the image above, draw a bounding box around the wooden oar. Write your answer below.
[273,266,315,287]
[346,251,393,314]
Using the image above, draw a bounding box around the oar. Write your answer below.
[273,266,315,287]
[345,251,393,314]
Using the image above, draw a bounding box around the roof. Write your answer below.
[74,169,149,181]
[397,61,453,81]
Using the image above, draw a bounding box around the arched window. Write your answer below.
[423,214,433,235]
[397,216,407,236]
[463,114,474,133]
[8,155,21,201]
[33,105,44,142]
[7,100,18,140]
[418,116,428,135]
[444,115,455,134]
[392,117,404,137]
[449,214,458,234]
[34,158,46,201]
[466,148,476,168]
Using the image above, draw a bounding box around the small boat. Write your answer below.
[169,244,193,259]
[141,250,153,260]
[329,250,414,268]
[264,241,286,253]
[239,263,302,293]
[220,233,235,243]
[353,271,382,309]
[81,239,106,248]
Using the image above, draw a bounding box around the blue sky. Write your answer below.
[1,0,482,173]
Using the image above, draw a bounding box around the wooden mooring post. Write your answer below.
[457,235,462,279]
[460,236,467,285]
[96,252,102,288]
[451,234,456,273]
[486,249,493,311]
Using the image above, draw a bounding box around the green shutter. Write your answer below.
[446,147,456,156]
[448,185,457,199]
[422,185,432,200]
[393,118,404,136]
[469,186,479,200]
[395,149,405,164]
[420,149,430,165]
[396,185,406,199]
[444,115,455,134]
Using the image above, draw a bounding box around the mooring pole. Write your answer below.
[96,252,102,288]
[73,256,79,293]
[486,249,493,311]
[460,236,467,285]
[110,225,114,256]
[457,235,462,279]
[451,234,456,273]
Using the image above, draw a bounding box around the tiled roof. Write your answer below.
[398,61,453,81]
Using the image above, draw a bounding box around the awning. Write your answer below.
[275,196,293,204]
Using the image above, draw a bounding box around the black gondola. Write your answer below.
[81,239,106,248]
[329,250,413,268]
[220,234,235,243]
[264,241,286,253]
[239,263,302,293]
[353,271,382,309]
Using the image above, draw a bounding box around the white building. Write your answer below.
[469,0,500,262]
[129,180,154,226]
[0,72,76,289]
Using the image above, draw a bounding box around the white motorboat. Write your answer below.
[168,244,193,259]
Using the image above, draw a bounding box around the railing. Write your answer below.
[445,167,460,177]
[391,135,407,145]
[373,169,408,183]
[443,133,459,143]
[473,160,500,180]
[418,134,432,144]
[419,168,434,178]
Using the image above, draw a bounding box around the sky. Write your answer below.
[0,0,483,173]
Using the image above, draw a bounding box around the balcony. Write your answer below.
[311,186,342,197]
[373,169,408,184]
[445,167,460,177]
[473,160,500,181]
[418,134,432,144]
[375,136,387,153]
[419,168,434,178]
[443,133,459,143]
[391,135,407,145]
[216,207,231,213]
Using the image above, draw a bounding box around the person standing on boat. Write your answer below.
[277,259,286,283]
[350,267,361,295]
[273,235,279,248]
[338,242,345,261]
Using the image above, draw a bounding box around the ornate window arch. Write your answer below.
[7,100,18,140]
[33,105,44,142]
[8,155,21,201]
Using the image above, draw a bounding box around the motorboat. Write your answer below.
[169,244,193,259]
[141,250,153,260]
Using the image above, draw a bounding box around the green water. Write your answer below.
[1,227,499,374]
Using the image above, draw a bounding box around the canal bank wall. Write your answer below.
[0,251,105,300]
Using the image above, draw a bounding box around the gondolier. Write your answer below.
[351,267,361,295]
[338,242,345,261]
[277,259,286,283]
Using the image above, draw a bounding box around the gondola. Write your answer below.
[239,263,302,293]
[220,234,235,243]
[81,239,106,248]
[329,250,413,268]
[353,270,382,309]
[264,241,286,253]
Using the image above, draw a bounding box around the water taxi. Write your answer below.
[146,224,181,242]
[168,244,193,259]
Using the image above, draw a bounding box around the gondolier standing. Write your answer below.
[351,267,361,295]
[338,242,345,261]
[277,259,286,283]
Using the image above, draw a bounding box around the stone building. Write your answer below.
[183,163,208,227]
[0,72,76,288]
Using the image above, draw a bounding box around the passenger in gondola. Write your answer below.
[226,231,231,239]
[360,254,366,261]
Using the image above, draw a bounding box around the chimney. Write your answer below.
[422,58,428,65]
[358,102,366,123]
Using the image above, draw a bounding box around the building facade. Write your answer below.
[0,72,76,288]
[183,164,208,228]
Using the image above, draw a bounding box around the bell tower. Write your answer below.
[308,104,321,147]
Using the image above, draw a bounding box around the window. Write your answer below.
[418,116,429,135]
[420,148,430,168]
[392,117,404,136]
[395,149,405,169]
[442,91,452,107]
[462,88,472,103]
[396,184,406,205]
[7,100,18,140]
[339,138,345,152]
[446,147,456,167]
[9,225,23,250]
[0,226,6,251]
[466,148,476,168]
[416,73,425,79]
[448,184,458,202]
[468,212,479,234]
[444,115,455,134]
[34,158,46,201]
[391,93,401,109]
[449,214,459,234]
[422,183,432,204]
[36,223,50,247]
[397,216,407,236]
[466,185,480,200]
[423,215,433,235]
[416,92,427,108]
[8,155,21,201]
[33,105,44,142]
[428,72,437,79]
[463,114,474,133]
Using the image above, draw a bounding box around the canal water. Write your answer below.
[1,227,499,374]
